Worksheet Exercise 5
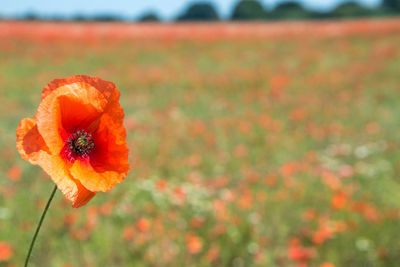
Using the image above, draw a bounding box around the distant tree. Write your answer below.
[331,2,373,18]
[231,0,265,20]
[91,14,123,22]
[23,11,40,20]
[269,1,310,20]
[306,10,333,20]
[72,14,89,21]
[137,12,160,22]
[72,13,122,21]
[49,16,62,21]
[382,0,400,12]
[177,2,219,21]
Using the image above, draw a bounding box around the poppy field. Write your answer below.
[1,19,400,266]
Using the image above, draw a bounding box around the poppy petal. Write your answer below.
[16,117,50,164]
[42,75,117,101]
[36,81,108,155]
[90,91,129,173]
[70,93,129,192]
[70,160,128,192]
[16,118,95,207]
[37,155,96,208]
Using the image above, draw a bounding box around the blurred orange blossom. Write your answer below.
[0,242,13,262]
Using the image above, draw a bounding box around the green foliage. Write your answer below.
[230,0,265,20]
[12,0,400,22]
[331,2,374,18]
[91,14,123,21]
[71,14,88,21]
[176,2,220,21]
[69,14,123,21]
[22,11,40,21]
[137,12,160,22]
[268,1,311,20]
[382,0,400,11]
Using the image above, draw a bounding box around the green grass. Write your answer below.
[1,32,400,266]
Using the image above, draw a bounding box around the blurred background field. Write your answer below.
[1,1,400,266]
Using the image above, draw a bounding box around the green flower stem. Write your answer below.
[24,184,57,267]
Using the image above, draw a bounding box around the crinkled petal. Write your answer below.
[36,81,108,155]
[38,155,96,208]
[16,117,50,164]
[42,75,117,101]
[16,117,95,208]
[70,90,129,192]
[70,159,128,192]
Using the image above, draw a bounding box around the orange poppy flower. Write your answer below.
[16,75,130,208]
[186,233,203,254]
[0,241,13,262]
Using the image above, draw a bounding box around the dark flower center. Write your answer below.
[66,130,95,158]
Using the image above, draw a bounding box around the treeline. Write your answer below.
[178,0,399,21]
[7,0,400,22]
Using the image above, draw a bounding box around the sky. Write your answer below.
[1,0,382,20]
